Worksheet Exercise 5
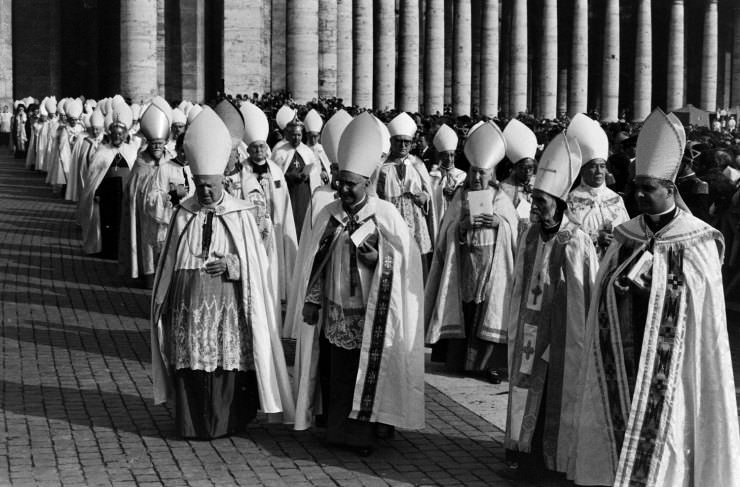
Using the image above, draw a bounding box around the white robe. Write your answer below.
[151,194,295,422]
[287,197,425,431]
[429,166,466,225]
[567,182,630,258]
[571,210,740,486]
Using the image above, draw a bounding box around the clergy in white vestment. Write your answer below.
[372,112,437,275]
[271,104,296,153]
[151,106,294,440]
[119,97,173,287]
[288,112,425,456]
[237,101,298,335]
[66,107,104,202]
[25,104,44,171]
[165,107,186,158]
[72,110,106,223]
[425,122,517,381]
[428,123,466,224]
[271,117,325,240]
[34,98,55,172]
[504,131,599,473]
[566,114,630,259]
[570,108,740,487]
[501,119,537,234]
[79,96,139,258]
[44,97,64,185]
[50,98,85,194]
[303,109,333,178]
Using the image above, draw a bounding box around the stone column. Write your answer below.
[224,0,264,96]
[271,0,287,92]
[398,0,420,112]
[424,0,445,114]
[479,0,499,118]
[601,0,620,121]
[287,0,319,102]
[336,0,353,103]
[318,0,338,98]
[262,0,272,92]
[732,6,740,107]
[633,0,652,121]
[0,0,12,107]
[471,0,481,114]
[157,0,165,96]
[452,0,472,116]
[353,0,373,107]
[180,0,206,102]
[569,0,587,116]
[701,0,718,112]
[121,0,159,100]
[444,0,453,105]
[374,0,395,110]
[666,0,684,111]
[509,0,528,115]
[539,0,557,119]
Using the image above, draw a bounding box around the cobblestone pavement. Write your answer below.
[0,152,737,487]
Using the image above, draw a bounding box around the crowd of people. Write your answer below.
[7,90,740,486]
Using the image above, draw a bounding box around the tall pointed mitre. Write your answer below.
[99,98,110,116]
[338,112,384,178]
[90,108,105,128]
[109,96,133,130]
[636,108,686,183]
[171,108,187,125]
[184,106,232,176]
[567,113,608,164]
[45,97,57,115]
[240,101,269,145]
[66,98,83,119]
[178,100,193,115]
[467,120,485,137]
[139,96,172,141]
[304,109,323,134]
[503,119,538,163]
[534,132,582,201]
[387,112,417,138]
[320,109,353,164]
[39,103,48,117]
[214,99,245,148]
[373,115,392,155]
[464,122,506,170]
[276,105,297,130]
[187,104,202,124]
[432,124,458,153]
[58,98,68,116]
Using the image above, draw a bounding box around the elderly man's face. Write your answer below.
[287,125,303,148]
[171,123,185,139]
[581,159,607,188]
[109,126,126,147]
[438,150,456,168]
[146,139,166,160]
[531,189,559,225]
[92,126,104,137]
[336,170,368,207]
[467,166,494,190]
[193,174,224,206]
[307,132,320,146]
[390,135,413,158]
[514,159,536,184]
[247,141,268,163]
[67,117,78,127]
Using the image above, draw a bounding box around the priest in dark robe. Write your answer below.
[79,96,138,259]
[271,119,324,240]
[287,113,425,456]
[571,109,740,487]
[504,131,599,473]
[151,107,294,440]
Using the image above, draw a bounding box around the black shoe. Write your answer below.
[486,369,502,384]
[375,424,395,439]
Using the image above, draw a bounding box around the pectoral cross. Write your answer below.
[526,272,544,311]
[522,340,535,361]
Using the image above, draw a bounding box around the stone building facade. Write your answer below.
[1,0,739,121]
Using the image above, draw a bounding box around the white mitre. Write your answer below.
[186,104,202,125]
[139,96,172,141]
[240,101,269,145]
[66,99,83,119]
[276,105,296,130]
[171,108,187,125]
[464,122,506,170]
[338,112,385,178]
[567,113,609,165]
[433,124,458,153]
[387,112,417,138]
[321,109,353,164]
[184,106,232,176]
[534,132,582,201]
[304,109,323,134]
[636,108,686,183]
[503,119,538,163]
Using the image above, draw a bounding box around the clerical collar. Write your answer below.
[249,159,269,175]
[646,204,676,221]
[344,194,368,215]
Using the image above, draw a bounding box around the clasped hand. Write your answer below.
[204,252,228,276]
[357,232,379,266]
[461,213,499,230]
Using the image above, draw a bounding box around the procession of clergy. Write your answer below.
[16,93,739,486]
